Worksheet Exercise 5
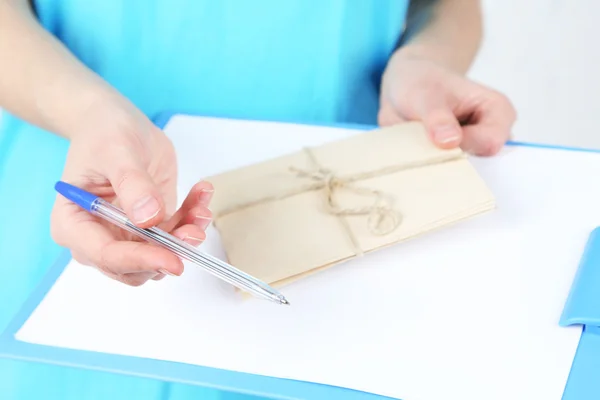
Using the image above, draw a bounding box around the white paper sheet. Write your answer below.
[15,116,597,400]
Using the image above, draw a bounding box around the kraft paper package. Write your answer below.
[206,122,496,288]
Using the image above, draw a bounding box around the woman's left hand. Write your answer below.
[378,51,517,156]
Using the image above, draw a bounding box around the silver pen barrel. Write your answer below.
[91,198,288,305]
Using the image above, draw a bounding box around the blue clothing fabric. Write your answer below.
[0,1,409,399]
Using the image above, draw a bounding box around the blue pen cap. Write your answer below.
[54,181,99,212]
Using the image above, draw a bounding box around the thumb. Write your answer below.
[104,157,165,227]
[415,98,463,149]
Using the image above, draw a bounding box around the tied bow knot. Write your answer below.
[289,148,402,256]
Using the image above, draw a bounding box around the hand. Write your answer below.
[50,96,213,286]
[378,51,517,156]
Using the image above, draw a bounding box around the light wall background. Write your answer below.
[469,0,600,149]
[1,1,598,149]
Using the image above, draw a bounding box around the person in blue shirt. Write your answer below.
[0,0,516,399]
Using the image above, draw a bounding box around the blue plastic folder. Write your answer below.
[560,227,600,400]
[1,112,600,400]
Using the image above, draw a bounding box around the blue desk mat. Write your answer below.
[1,111,600,399]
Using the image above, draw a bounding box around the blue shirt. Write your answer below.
[0,1,409,399]
[31,0,408,124]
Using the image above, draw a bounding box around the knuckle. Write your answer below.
[112,166,140,193]
[71,251,93,267]
[118,274,148,287]
[96,241,117,276]
[427,108,456,125]
[161,132,176,152]
[487,88,505,102]
[489,90,517,119]
[481,137,506,156]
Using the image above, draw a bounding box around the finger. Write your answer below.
[197,182,214,207]
[160,181,214,232]
[99,240,184,276]
[457,89,516,156]
[102,149,165,228]
[458,88,517,129]
[172,224,207,247]
[52,199,184,277]
[461,124,511,156]
[413,95,463,149]
[182,181,214,209]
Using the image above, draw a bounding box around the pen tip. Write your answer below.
[280,298,290,306]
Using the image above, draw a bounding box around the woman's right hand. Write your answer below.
[1,0,213,286]
[50,94,214,286]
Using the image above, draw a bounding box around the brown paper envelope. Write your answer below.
[215,158,494,286]
[207,122,495,288]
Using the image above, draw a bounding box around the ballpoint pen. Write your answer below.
[54,181,290,306]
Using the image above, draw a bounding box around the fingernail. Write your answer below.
[433,125,461,144]
[132,196,160,223]
[199,188,214,204]
[158,268,177,277]
[194,215,212,230]
[184,235,204,246]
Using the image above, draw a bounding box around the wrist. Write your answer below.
[390,43,471,74]
[393,43,442,63]
[33,65,125,141]
[59,84,142,142]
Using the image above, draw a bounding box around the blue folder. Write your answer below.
[559,227,600,400]
[1,112,599,399]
